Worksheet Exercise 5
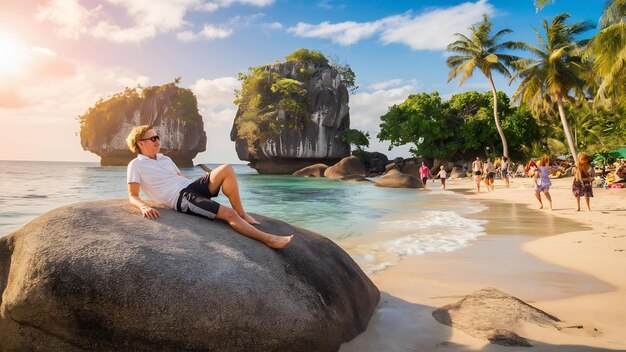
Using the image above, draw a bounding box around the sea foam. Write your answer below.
[349,210,488,274]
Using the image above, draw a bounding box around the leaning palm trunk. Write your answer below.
[487,74,508,158]
[556,95,578,162]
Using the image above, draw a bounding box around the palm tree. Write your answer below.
[534,0,555,10]
[511,13,595,162]
[446,14,522,158]
[586,0,626,106]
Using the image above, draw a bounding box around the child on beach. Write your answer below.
[436,166,447,190]
[472,157,483,192]
[501,156,510,188]
[484,158,495,191]
[572,152,595,211]
[533,154,553,210]
[419,162,430,189]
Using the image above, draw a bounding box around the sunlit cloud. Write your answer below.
[189,77,239,124]
[261,22,283,30]
[0,49,151,161]
[177,24,233,42]
[350,82,418,157]
[36,0,275,43]
[288,0,494,50]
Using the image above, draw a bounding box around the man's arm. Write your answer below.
[128,182,160,219]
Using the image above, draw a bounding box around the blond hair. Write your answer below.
[539,154,550,167]
[126,125,153,154]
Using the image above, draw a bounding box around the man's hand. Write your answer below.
[141,205,160,219]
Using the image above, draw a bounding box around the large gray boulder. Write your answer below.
[230,59,351,174]
[80,83,206,167]
[374,169,423,189]
[0,200,379,352]
[324,156,366,179]
[293,163,329,177]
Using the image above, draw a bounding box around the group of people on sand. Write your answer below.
[525,152,596,211]
[471,156,507,192]
[471,153,597,212]
[419,162,448,190]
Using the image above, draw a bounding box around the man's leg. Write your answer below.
[209,164,259,225]
[216,205,292,249]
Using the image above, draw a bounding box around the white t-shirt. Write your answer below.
[127,153,193,209]
[437,170,447,179]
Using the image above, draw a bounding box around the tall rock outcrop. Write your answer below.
[230,49,351,174]
[80,83,206,167]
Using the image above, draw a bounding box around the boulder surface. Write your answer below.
[375,169,423,188]
[432,287,562,347]
[324,156,366,179]
[0,200,379,352]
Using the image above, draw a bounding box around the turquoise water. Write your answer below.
[0,160,487,273]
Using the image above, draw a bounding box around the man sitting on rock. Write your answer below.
[126,125,292,249]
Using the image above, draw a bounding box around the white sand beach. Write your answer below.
[341,176,626,351]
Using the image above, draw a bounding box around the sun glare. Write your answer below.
[0,31,27,75]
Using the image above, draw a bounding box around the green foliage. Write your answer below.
[234,48,357,154]
[234,67,309,152]
[341,129,370,151]
[79,80,200,146]
[285,48,329,65]
[378,90,542,162]
[79,87,142,145]
[378,92,458,160]
[446,14,523,158]
[172,87,201,122]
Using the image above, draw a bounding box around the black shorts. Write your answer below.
[474,171,482,176]
[176,173,221,219]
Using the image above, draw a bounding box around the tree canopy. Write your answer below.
[378,91,541,161]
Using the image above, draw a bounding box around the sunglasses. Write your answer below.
[139,135,160,142]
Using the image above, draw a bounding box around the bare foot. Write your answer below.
[241,212,260,225]
[266,235,293,249]
[539,205,543,209]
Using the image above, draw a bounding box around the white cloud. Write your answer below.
[187,76,241,163]
[368,78,404,91]
[348,82,418,157]
[0,51,151,162]
[36,0,274,43]
[261,22,283,30]
[189,77,241,115]
[288,0,494,50]
[177,24,233,41]
[288,20,384,46]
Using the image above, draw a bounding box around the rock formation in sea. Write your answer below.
[230,49,351,174]
[0,200,379,351]
[80,82,206,167]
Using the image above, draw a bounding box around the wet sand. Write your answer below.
[341,176,626,351]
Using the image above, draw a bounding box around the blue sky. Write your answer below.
[0,0,604,163]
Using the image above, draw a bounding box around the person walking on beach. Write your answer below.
[126,125,293,249]
[533,154,553,210]
[419,162,430,189]
[436,165,447,190]
[485,158,496,191]
[472,157,483,192]
[572,152,595,211]
[501,156,510,188]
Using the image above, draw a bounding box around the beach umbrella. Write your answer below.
[593,154,606,163]
[608,147,626,159]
